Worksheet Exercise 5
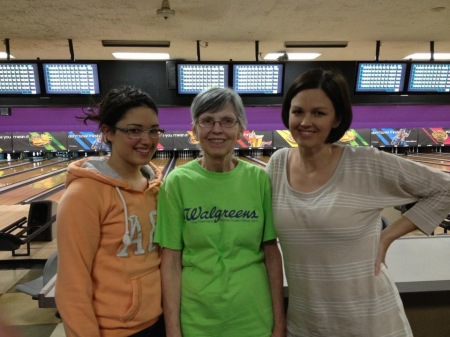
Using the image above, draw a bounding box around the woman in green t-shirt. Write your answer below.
[155,87,285,337]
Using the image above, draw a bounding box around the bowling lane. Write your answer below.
[175,157,194,167]
[151,157,170,171]
[0,160,70,188]
[19,157,174,205]
[409,153,450,166]
[0,172,67,205]
[404,154,450,172]
[0,158,30,169]
[44,188,66,204]
[239,156,267,168]
[0,158,68,176]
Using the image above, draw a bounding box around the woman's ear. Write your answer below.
[191,125,198,140]
[237,128,244,141]
[102,125,114,142]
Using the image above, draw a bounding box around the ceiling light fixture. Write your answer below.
[156,0,175,20]
[284,41,348,48]
[403,53,450,60]
[112,52,170,60]
[102,40,170,47]
[264,52,321,61]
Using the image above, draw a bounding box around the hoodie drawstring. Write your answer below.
[115,187,132,246]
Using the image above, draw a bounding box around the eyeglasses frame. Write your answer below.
[196,117,239,129]
[112,126,165,139]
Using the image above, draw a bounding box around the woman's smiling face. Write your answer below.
[193,102,242,161]
[288,88,338,150]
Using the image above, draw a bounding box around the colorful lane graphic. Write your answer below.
[337,129,370,147]
[12,132,67,152]
[0,128,449,153]
[370,128,418,147]
[418,128,450,146]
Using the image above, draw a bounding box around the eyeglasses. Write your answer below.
[197,117,239,129]
[112,127,165,139]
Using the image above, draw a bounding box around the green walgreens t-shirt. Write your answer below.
[155,159,276,337]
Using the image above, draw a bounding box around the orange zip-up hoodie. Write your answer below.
[55,157,162,337]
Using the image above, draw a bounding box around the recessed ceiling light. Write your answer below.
[264,52,321,61]
[112,52,170,60]
[403,53,450,60]
[103,40,170,47]
[285,41,347,48]
[0,52,15,59]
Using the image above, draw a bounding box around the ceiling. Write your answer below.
[1,0,450,62]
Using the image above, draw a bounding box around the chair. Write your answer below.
[15,251,58,299]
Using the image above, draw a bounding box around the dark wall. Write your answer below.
[1,60,450,108]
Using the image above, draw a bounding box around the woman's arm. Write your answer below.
[161,248,183,337]
[55,183,101,337]
[375,215,418,275]
[262,239,286,337]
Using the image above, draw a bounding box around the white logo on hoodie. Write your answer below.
[117,215,145,257]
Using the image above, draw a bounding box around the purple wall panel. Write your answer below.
[351,105,450,128]
[1,105,449,132]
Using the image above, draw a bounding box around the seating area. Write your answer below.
[0,201,57,256]
[15,250,58,300]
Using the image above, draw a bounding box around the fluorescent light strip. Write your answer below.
[0,52,15,59]
[404,53,450,60]
[112,52,170,60]
[264,52,321,60]
[103,40,170,47]
[285,41,348,48]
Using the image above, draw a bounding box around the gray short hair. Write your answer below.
[190,87,247,130]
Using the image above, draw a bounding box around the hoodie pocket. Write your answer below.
[121,278,142,321]
[120,269,162,323]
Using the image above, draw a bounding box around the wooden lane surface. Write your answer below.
[0,160,30,171]
[44,189,66,203]
[0,160,69,188]
[415,154,450,164]
[151,157,170,171]
[0,159,26,169]
[0,158,66,176]
[0,204,29,230]
[255,156,270,164]
[239,156,266,168]
[404,157,450,172]
[0,172,66,205]
[0,157,172,206]
[407,153,450,167]
[174,157,194,167]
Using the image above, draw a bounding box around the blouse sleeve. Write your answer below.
[368,148,450,235]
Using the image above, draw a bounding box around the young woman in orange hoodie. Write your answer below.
[56,86,165,337]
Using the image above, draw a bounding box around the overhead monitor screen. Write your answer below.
[43,63,100,95]
[232,63,284,95]
[355,62,407,93]
[0,63,41,95]
[407,63,450,93]
[177,63,229,94]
